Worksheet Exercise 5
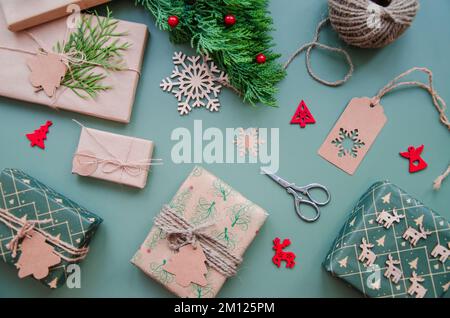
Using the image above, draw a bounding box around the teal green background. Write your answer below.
[0,0,449,298]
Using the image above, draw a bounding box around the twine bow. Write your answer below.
[0,208,89,262]
[154,205,243,278]
[6,219,52,258]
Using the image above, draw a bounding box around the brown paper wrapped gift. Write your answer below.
[0,13,148,123]
[131,166,268,298]
[0,0,110,32]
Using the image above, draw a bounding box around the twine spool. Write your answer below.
[328,0,419,48]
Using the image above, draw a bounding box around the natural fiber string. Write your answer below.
[434,165,450,190]
[370,67,450,130]
[72,120,162,178]
[154,205,242,278]
[328,0,419,48]
[0,208,89,262]
[283,18,354,87]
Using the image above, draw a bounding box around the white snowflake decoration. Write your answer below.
[234,128,265,157]
[160,51,229,115]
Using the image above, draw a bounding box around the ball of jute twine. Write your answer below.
[328,0,419,48]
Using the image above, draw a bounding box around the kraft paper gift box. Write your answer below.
[131,166,268,298]
[72,126,155,189]
[0,13,148,123]
[0,168,102,288]
[0,0,110,32]
[323,181,450,298]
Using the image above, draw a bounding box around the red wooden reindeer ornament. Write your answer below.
[272,237,296,269]
[26,121,53,149]
[400,145,428,173]
[290,100,316,128]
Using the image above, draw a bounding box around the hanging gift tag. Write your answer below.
[27,52,67,97]
[16,230,61,280]
[318,97,387,175]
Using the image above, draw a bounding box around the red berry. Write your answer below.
[224,14,236,26]
[256,53,267,64]
[168,15,179,28]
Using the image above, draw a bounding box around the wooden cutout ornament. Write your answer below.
[26,120,53,149]
[318,97,387,175]
[358,237,376,267]
[402,225,431,247]
[163,244,208,287]
[16,230,61,280]
[400,145,428,173]
[272,237,296,269]
[27,52,67,97]
[408,271,427,298]
[290,100,316,128]
[384,254,403,284]
[431,243,450,263]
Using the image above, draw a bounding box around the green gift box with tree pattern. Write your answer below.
[323,181,449,298]
[0,168,102,288]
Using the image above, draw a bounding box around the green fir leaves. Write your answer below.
[137,0,285,106]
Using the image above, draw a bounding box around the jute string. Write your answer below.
[0,207,89,262]
[154,205,242,278]
[284,18,354,87]
[434,165,450,191]
[73,120,162,179]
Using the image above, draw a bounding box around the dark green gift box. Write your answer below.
[323,181,449,298]
[0,168,102,288]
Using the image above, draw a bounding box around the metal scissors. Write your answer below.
[261,168,331,223]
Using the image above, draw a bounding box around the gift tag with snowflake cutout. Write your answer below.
[160,52,228,115]
[318,97,387,175]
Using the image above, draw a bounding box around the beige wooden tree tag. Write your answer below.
[163,244,208,287]
[318,97,387,175]
[16,230,61,280]
[27,52,67,97]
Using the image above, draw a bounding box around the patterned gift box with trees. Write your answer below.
[131,166,268,298]
[0,169,102,288]
[323,181,449,298]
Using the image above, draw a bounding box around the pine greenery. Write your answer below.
[56,9,130,98]
[136,0,285,106]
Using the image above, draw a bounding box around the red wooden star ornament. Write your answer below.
[290,100,316,128]
[26,120,53,149]
[400,144,428,173]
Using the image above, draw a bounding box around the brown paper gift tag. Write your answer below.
[163,244,208,287]
[16,230,61,280]
[318,97,387,175]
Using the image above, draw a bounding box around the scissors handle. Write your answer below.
[287,188,321,223]
[299,183,331,206]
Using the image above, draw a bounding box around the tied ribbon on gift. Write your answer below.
[154,205,243,278]
[0,10,137,106]
[0,207,89,262]
[72,120,163,180]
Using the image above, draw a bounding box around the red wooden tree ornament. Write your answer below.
[272,237,296,269]
[400,144,428,173]
[290,100,316,128]
[26,120,53,149]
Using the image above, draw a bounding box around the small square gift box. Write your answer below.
[0,168,102,288]
[0,0,110,32]
[323,181,450,298]
[131,166,268,298]
[0,11,148,123]
[72,122,159,189]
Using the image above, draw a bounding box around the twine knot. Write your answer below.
[155,205,242,278]
[6,219,51,258]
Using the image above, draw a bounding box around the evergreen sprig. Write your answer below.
[137,0,286,106]
[56,9,130,98]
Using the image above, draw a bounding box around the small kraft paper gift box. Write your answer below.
[0,11,148,123]
[131,166,268,298]
[0,0,110,32]
[72,123,157,189]
[323,181,450,298]
[0,168,102,288]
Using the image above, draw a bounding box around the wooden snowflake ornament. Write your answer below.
[161,52,228,115]
[27,53,67,97]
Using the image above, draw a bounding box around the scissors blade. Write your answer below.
[260,167,292,189]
